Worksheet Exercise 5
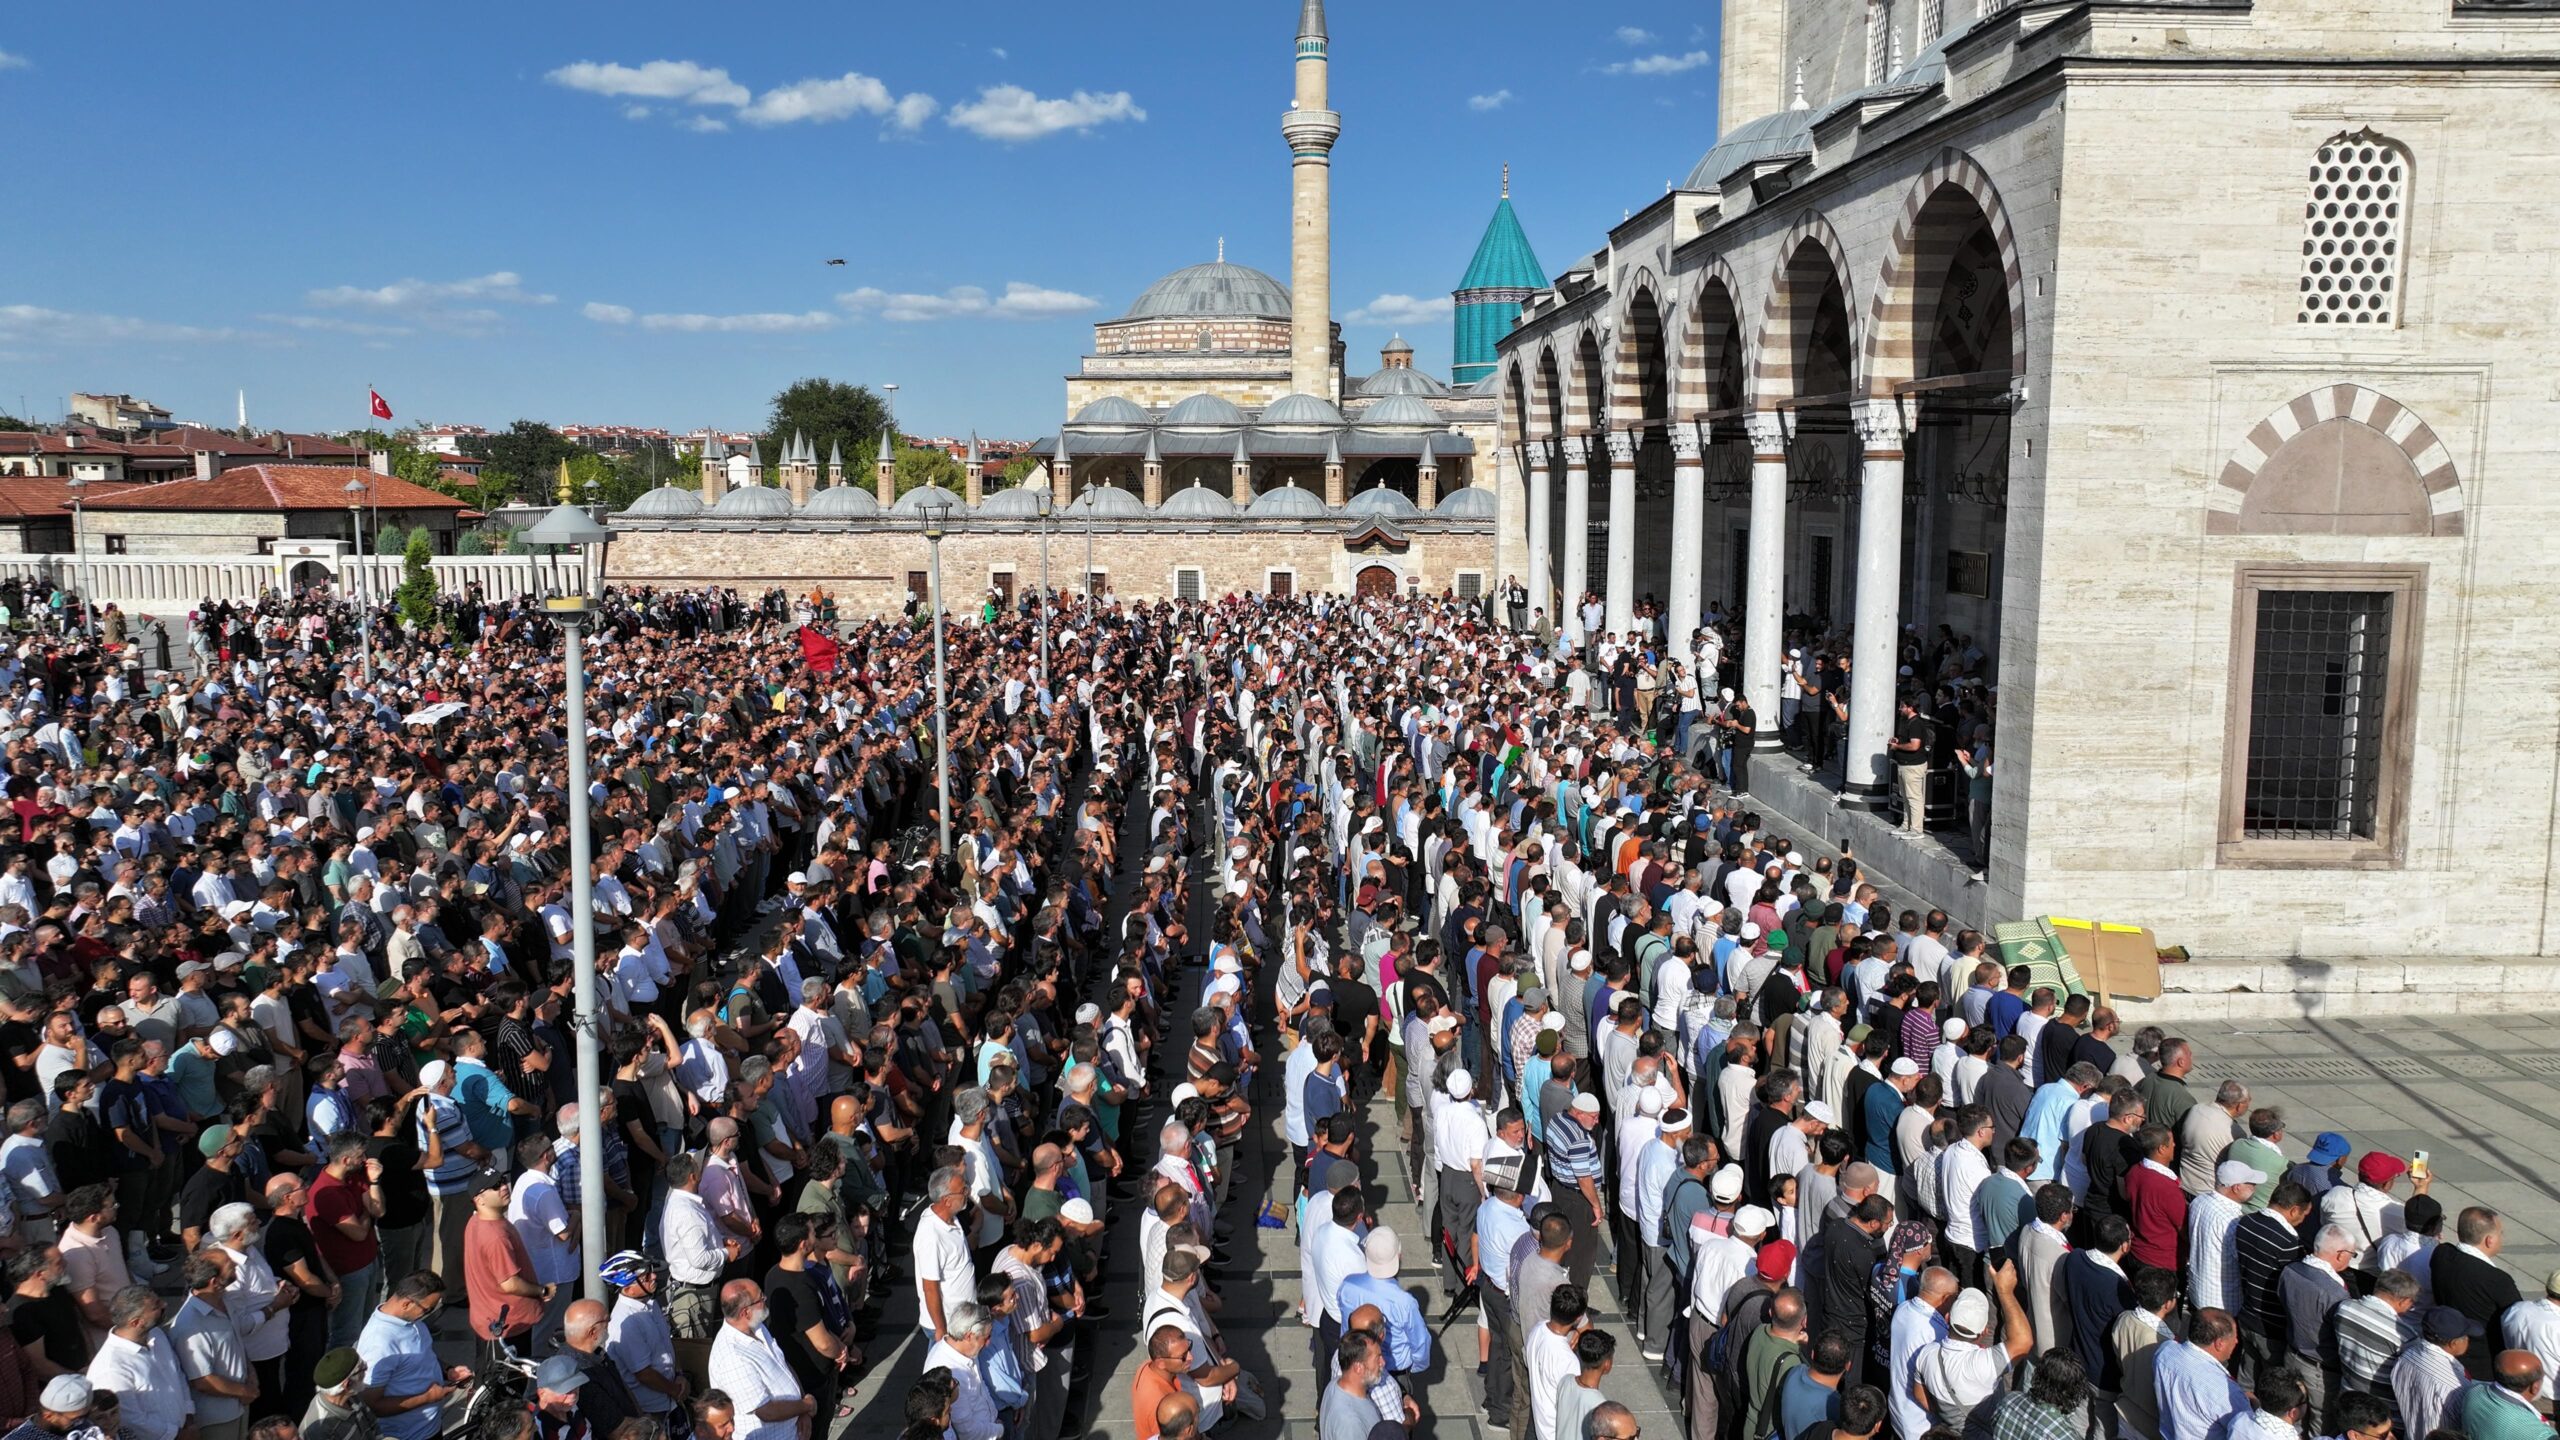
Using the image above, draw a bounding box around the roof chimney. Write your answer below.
[193,449,214,482]
[368,450,392,477]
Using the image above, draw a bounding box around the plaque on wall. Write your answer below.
[1947,549,1992,599]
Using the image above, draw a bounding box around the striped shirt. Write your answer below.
[1544,1110,1602,1182]
[417,1094,478,1195]
[2331,1295,2415,1411]
[2233,1210,2307,1342]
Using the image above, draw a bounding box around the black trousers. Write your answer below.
[1482,1283,1519,1426]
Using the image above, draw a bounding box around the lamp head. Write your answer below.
[920,502,949,542]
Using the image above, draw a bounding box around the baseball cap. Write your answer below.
[1755,1240,1796,1281]
[2357,1152,2407,1187]
[1733,1205,1776,1238]
[2307,1132,2351,1164]
[1363,1227,1402,1278]
[1950,1289,1992,1336]
[2215,1160,2267,1189]
[532,1354,587,1394]
[1710,1165,1745,1202]
[2423,1306,2470,1342]
[38,1376,90,1413]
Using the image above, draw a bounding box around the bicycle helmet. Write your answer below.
[597,1249,656,1289]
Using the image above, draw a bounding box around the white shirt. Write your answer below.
[707,1321,802,1440]
[925,1338,1004,1440]
[1940,1141,1991,1249]
[1689,1231,1755,1322]
[218,1242,292,1362]
[1433,1096,1492,1174]
[1888,1297,1952,1440]
[1913,1335,2008,1431]
[0,1132,58,1218]
[88,1329,195,1440]
[2187,1192,2245,1313]
[507,1165,580,1286]
[2503,1297,2560,1401]
[912,1206,974,1335]
[1528,1321,1582,1440]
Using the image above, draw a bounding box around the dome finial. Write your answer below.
[1791,62,1808,110]
[1501,162,1509,199]
[1217,236,1225,263]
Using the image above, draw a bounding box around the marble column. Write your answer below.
[1525,445,1553,625]
[1844,399,1912,805]
[1603,429,1638,638]
[1560,435,1591,644]
[1743,412,1789,749]
[1665,423,1705,663]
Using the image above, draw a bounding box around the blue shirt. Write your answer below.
[1776,1363,1844,1440]
[1475,1194,1532,1294]
[1986,990,2029,1040]
[1338,1272,1432,1373]
[2021,1080,2079,1182]
[1544,1112,1602,1182]
[2153,1340,2248,1440]
[166,1045,222,1119]
[1863,1081,1906,1173]
[453,1059,517,1155]
[357,1309,444,1440]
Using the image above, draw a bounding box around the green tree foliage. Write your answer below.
[373,525,408,555]
[460,421,581,506]
[763,379,891,477]
[455,530,491,557]
[991,453,1043,493]
[892,445,966,499]
[0,415,33,433]
[394,530,438,628]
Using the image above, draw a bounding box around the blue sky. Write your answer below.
[0,2,1722,439]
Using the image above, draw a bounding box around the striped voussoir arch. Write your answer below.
[1750,211,1859,408]
[1862,148,2029,397]
[2208,383,2465,537]
[1566,327,1609,434]
[1609,273,1668,428]
[1532,342,1566,440]
[1673,257,1748,418]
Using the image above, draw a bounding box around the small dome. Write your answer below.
[622,485,704,519]
[1355,368,1451,398]
[1345,487,1421,517]
[1120,261,1292,321]
[1247,484,1330,517]
[1259,393,1345,427]
[1434,485,1498,519]
[1158,483,1239,519]
[1066,484,1148,516]
[711,485,795,518]
[801,485,882,519]
[890,484,969,516]
[1161,393,1249,428]
[1070,396,1154,427]
[1683,109,1816,191]
[975,485,1050,517]
[1359,395,1442,428]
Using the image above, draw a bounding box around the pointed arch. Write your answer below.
[1502,359,1532,448]
[1751,212,1860,407]
[1566,326,1608,434]
[1533,343,1565,443]
[1609,272,1671,429]
[1673,257,1749,420]
[1862,148,2030,397]
[2208,383,2462,537]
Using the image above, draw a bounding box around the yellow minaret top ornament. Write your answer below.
[557,457,574,503]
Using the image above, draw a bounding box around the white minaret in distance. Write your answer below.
[1283,0,1340,400]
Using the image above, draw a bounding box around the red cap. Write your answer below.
[1756,1240,1798,1280]
[2358,1152,2408,1187]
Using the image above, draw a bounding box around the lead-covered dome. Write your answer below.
[712,485,795,518]
[975,485,1049,517]
[623,485,704,519]
[1066,484,1148,516]
[1259,393,1345,427]
[1247,484,1330,517]
[1070,396,1153,427]
[1345,487,1421,517]
[1683,109,1816,191]
[801,485,883,519]
[890,484,969,516]
[1356,368,1451,399]
[1435,485,1498,519]
[1161,393,1250,428]
[1359,395,1442,428]
[1120,261,1292,321]
[1158,483,1240,519]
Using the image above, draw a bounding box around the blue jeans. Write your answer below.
[327,1260,378,1349]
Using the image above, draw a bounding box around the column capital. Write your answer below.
[1604,431,1637,464]
[1559,435,1591,466]
[1669,424,1705,462]
[1522,442,1551,474]
[1854,399,1912,452]
[1743,412,1788,455]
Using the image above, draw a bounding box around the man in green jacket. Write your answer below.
[2460,1351,2555,1440]
[1741,1287,1810,1440]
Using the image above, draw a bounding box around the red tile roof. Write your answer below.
[0,479,142,519]
[76,464,465,514]
[0,432,133,457]
[153,426,276,456]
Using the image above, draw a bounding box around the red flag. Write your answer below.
[797,625,841,675]
[369,389,394,421]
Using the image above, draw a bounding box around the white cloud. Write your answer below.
[0,304,240,344]
[740,72,936,130]
[546,60,748,108]
[840,282,1101,322]
[257,313,414,338]
[1468,90,1513,112]
[1607,49,1714,75]
[308,271,556,310]
[990,47,1009,60]
[683,115,729,134]
[1614,26,1655,44]
[1346,294,1455,326]
[945,85,1144,142]
[583,304,839,334]
[621,104,652,120]
[0,51,28,71]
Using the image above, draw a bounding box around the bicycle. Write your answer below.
[449,1320,542,1437]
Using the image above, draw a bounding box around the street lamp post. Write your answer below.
[64,475,90,635]
[344,477,374,683]
[1033,486,1052,693]
[523,501,616,1301]
[921,502,953,856]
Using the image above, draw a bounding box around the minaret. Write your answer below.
[1283,0,1340,401]
[700,437,730,504]
[874,429,896,504]
[826,439,844,489]
[963,433,986,506]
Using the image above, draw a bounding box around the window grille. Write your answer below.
[2299,132,2406,325]
[2242,589,2392,839]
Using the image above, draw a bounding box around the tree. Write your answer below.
[0,415,34,434]
[374,525,408,555]
[461,420,581,506]
[991,453,1042,492]
[763,378,891,478]
[892,444,966,499]
[394,530,437,628]
[455,530,491,557]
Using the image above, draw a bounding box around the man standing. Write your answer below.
[2278,1224,2354,1432]
[2153,1309,2250,1440]
[172,1254,257,1440]
[86,1286,194,1440]
[2178,1082,2249,1197]
[1544,1094,1606,1290]
[2458,1351,2550,1440]
[306,1135,382,1350]
[706,1281,816,1440]
[2433,1205,2520,1379]
[353,1274,469,1440]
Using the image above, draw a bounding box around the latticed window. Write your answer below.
[2298,131,2407,325]
[1174,567,1204,602]
[2242,590,2393,839]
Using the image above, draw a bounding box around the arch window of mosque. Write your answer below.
[2298,131,2407,326]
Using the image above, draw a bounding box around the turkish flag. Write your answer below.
[797,625,841,675]
[369,389,393,421]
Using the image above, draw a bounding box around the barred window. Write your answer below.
[1455,571,1485,600]
[1174,567,1204,602]
[2298,131,2407,326]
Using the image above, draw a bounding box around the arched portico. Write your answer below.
[1606,280,1673,635]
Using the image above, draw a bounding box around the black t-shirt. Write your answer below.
[8,1286,88,1369]
[45,1109,112,1191]
[1328,977,1380,1047]
[760,1263,837,1392]
[0,1022,37,1105]
[1892,712,1932,766]
[178,1162,245,1240]
[263,1214,334,1310]
[365,1131,431,1231]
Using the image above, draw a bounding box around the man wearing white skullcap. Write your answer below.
[1431,1069,1490,1299]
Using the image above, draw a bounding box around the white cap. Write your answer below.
[1950,1289,1993,1336]
[1169,1083,1199,1108]
[1447,1070,1474,1100]
[1733,1205,1776,1237]
[1539,1012,1566,1033]
[1428,1015,1460,1034]
[1890,1058,1921,1077]
[1741,922,1762,940]
[2216,1160,2268,1189]
[419,1060,451,1088]
[1074,1003,1102,1026]
[1710,1164,1745,1201]
[1570,1093,1602,1117]
[786,871,808,886]
[1569,951,1592,972]
[1804,1100,1838,1126]
[1943,1018,1968,1040]
[1060,1198,1096,1224]
[209,1029,240,1057]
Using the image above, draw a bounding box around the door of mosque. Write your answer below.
[1356,565,1397,600]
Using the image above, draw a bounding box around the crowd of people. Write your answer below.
[0,573,2533,1440]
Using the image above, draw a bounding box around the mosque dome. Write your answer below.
[1066,484,1148,516]
[1258,393,1346,427]
[1247,484,1331,517]
[1344,487,1421,517]
[890,484,969,516]
[623,485,704,519]
[975,485,1050,517]
[1158,483,1240,519]
[1120,261,1293,322]
[1434,485,1498,519]
[711,485,795,519]
[1358,395,1442,428]
[800,485,883,519]
[1070,395,1154,427]
[1161,393,1250,428]
[1355,368,1451,398]
[1683,109,1816,191]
